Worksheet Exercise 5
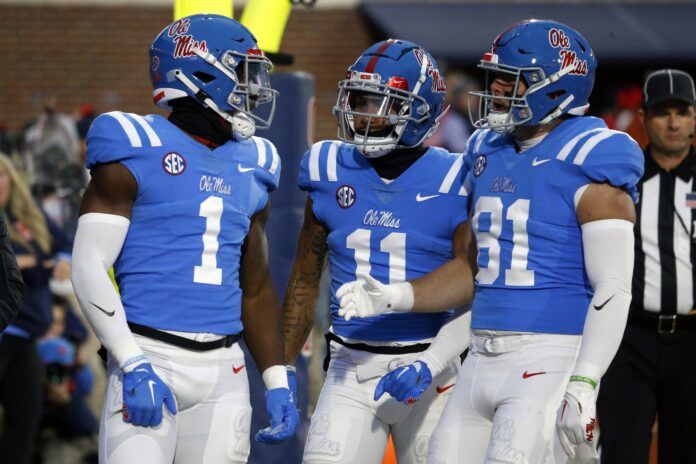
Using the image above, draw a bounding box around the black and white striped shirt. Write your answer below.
[632,146,696,316]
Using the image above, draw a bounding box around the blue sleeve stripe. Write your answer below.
[105,111,142,148]
[325,142,339,182]
[439,154,465,194]
[308,142,322,181]
[573,130,626,165]
[128,114,162,148]
[556,128,604,161]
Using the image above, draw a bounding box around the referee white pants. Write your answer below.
[303,339,460,464]
[427,331,586,464]
[99,334,252,464]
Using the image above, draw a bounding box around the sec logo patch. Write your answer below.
[474,154,487,177]
[162,152,186,176]
[336,185,356,208]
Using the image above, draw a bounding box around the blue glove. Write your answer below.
[122,362,177,428]
[255,380,300,444]
[374,360,432,405]
[287,367,298,405]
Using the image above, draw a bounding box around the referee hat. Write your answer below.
[643,69,696,109]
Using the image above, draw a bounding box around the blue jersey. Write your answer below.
[467,116,643,334]
[299,141,469,341]
[86,111,280,334]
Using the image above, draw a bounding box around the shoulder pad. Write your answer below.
[85,111,162,169]
[465,128,506,158]
[247,136,281,191]
[299,140,346,190]
[556,128,644,201]
[428,148,469,197]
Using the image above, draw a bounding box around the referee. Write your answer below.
[598,69,696,464]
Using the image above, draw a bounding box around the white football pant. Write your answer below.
[427,331,584,464]
[303,339,460,464]
[100,334,251,464]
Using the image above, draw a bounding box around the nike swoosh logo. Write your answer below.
[532,157,551,166]
[237,164,255,173]
[90,301,115,317]
[233,365,245,374]
[594,294,615,310]
[147,380,156,403]
[522,370,546,379]
[416,193,440,202]
[436,384,455,394]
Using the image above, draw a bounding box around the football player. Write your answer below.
[282,39,473,464]
[337,20,644,463]
[70,15,299,464]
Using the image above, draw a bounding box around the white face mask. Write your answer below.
[486,112,516,134]
[230,112,256,141]
[352,133,398,158]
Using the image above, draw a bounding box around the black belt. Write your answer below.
[128,322,241,351]
[628,311,696,335]
[323,332,430,371]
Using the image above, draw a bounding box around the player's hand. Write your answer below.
[337,274,411,321]
[374,360,432,405]
[255,387,300,444]
[122,362,177,428]
[556,378,599,462]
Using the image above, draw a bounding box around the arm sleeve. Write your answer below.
[417,308,471,376]
[70,213,144,368]
[572,219,634,381]
[0,209,25,331]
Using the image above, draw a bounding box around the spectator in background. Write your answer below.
[38,297,97,445]
[75,104,97,144]
[425,70,478,153]
[0,123,14,156]
[23,98,81,186]
[0,154,72,464]
[23,99,85,236]
[597,69,696,464]
[0,171,25,331]
[601,84,649,148]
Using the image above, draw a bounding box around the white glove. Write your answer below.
[556,377,599,463]
[336,274,414,321]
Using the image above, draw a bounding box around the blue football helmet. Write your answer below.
[333,39,447,157]
[149,14,277,140]
[470,19,597,134]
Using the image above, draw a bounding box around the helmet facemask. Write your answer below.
[175,46,277,140]
[224,49,277,127]
[470,55,582,134]
[334,74,429,158]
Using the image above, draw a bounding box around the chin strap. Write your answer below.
[174,70,255,141]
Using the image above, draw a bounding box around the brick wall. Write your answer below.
[0,5,374,141]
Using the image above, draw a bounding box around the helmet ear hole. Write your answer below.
[193,71,215,84]
[547,90,567,100]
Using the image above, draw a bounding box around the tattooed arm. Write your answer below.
[240,202,285,372]
[283,198,329,364]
